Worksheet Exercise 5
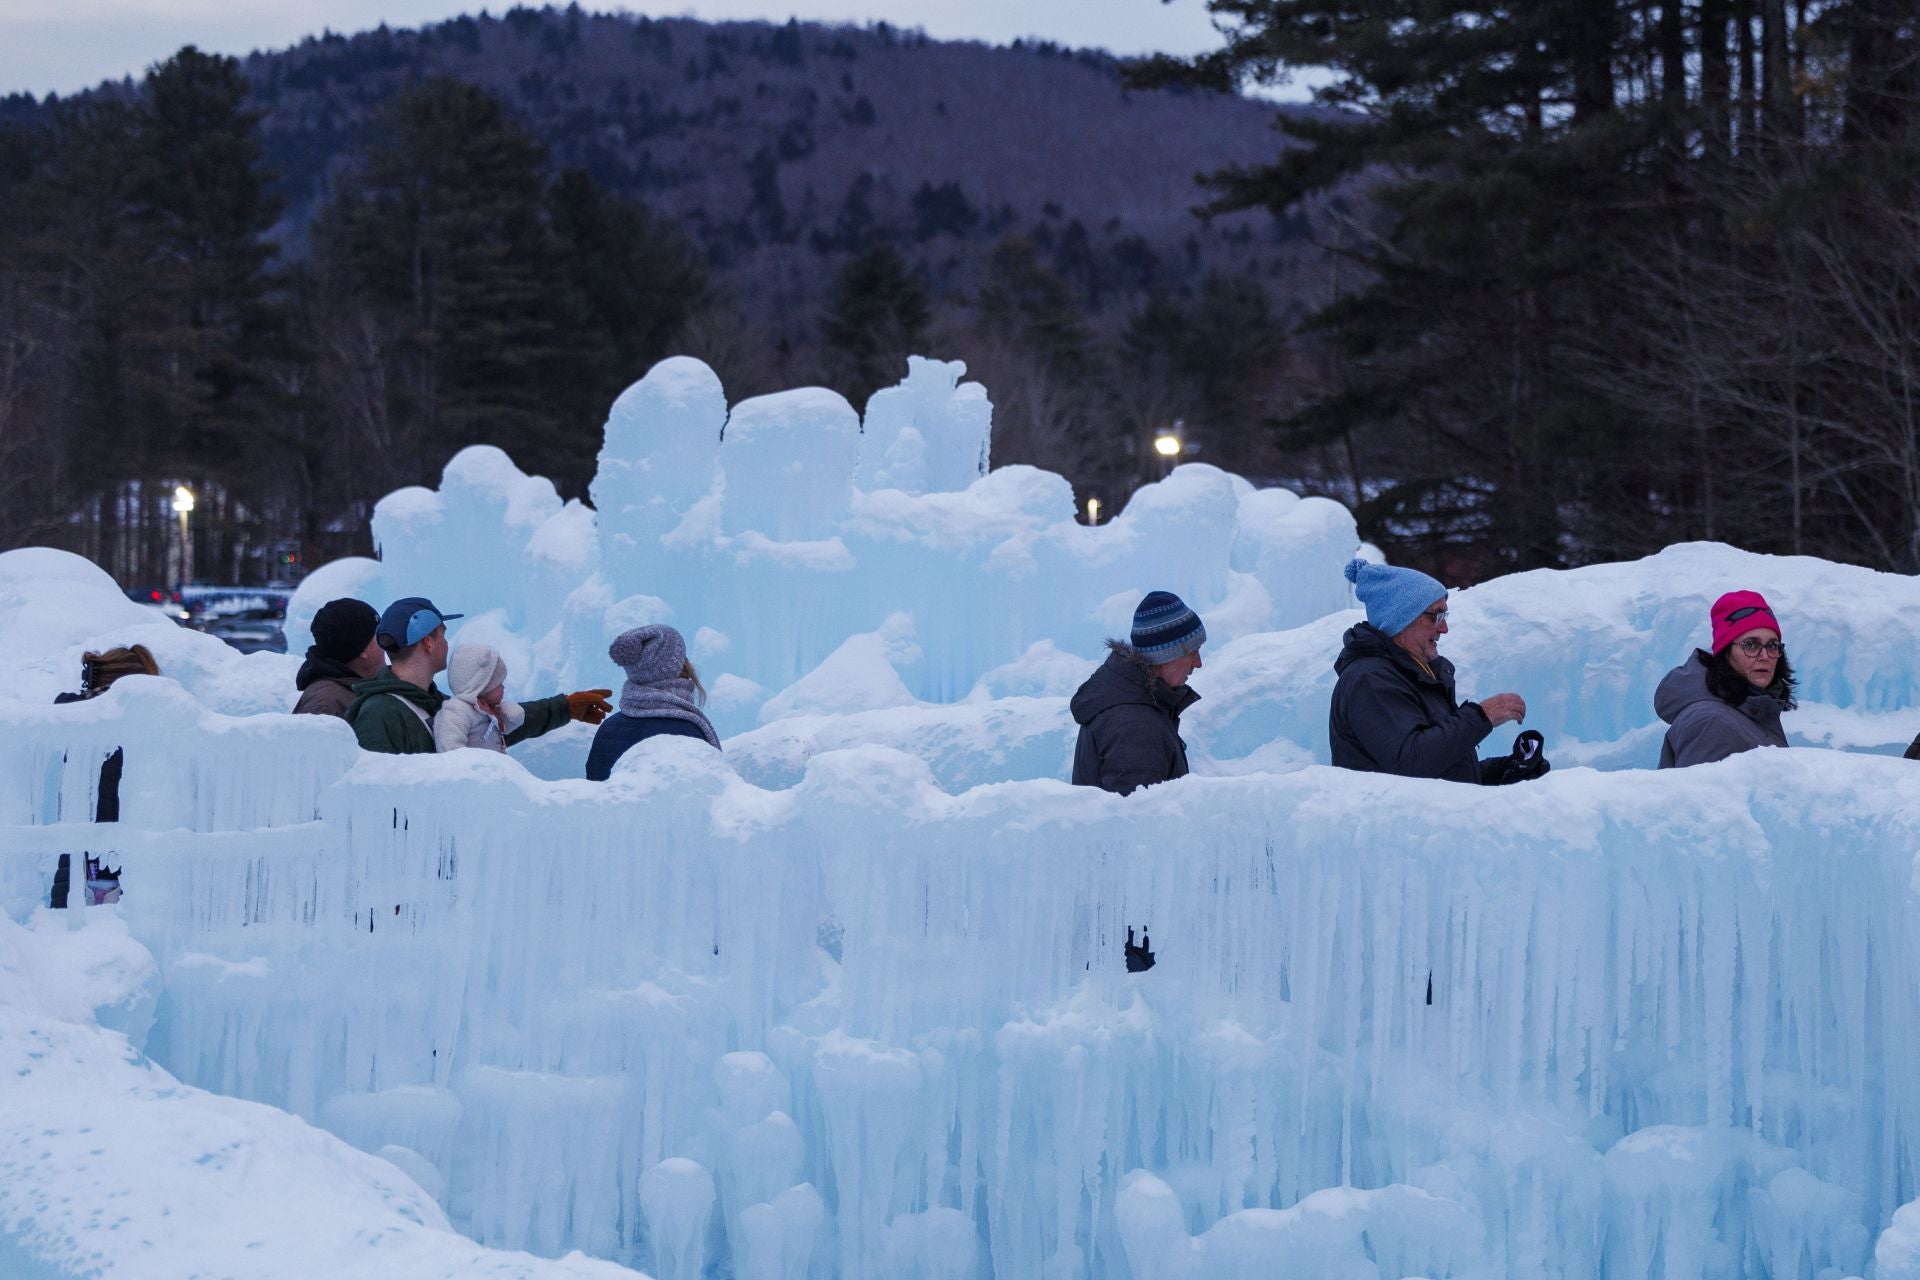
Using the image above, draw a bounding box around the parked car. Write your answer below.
[125,586,190,623]
[204,608,286,654]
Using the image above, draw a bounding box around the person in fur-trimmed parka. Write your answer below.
[1069,591,1204,796]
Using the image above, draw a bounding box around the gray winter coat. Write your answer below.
[1655,651,1788,768]
[1070,646,1199,796]
[1329,623,1496,784]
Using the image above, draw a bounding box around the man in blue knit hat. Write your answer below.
[1070,590,1206,796]
[1329,559,1532,784]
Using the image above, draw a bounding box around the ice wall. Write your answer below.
[8,674,1920,1278]
[723,542,1920,790]
[0,903,649,1278]
[1186,540,1920,774]
[12,528,1920,811]
[277,351,1915,786]
[289,356,1363,740]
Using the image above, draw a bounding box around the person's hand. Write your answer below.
[1478,692,1527,727]
[566,689,614,724]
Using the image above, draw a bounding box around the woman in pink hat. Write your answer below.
[1655,590,1797,768]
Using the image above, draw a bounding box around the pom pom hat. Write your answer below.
[1344,558,1447,638]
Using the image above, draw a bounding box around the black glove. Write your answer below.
[1125,926,1156,973]
[1494,729,1551,784]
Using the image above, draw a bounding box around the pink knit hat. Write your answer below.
[1710,590,1782,654]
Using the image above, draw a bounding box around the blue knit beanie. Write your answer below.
[1343,558,1447,638]
[1131,591,1206,663]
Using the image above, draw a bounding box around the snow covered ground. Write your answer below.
[4,355,1920,1278]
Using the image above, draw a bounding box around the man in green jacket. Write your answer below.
[345,596,612,754]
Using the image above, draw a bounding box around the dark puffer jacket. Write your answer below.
[1329,622,1496,784]
[1905,733,1920,762]
[586,715,710,781]
[1069,646,1199,796]
[1655,650,1789,768]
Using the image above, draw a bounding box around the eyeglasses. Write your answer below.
[1735,637,1783,658]
[1419,608,1449,624]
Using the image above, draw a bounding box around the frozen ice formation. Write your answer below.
[289,356,1364,742]
[274,354,1920,786]
[0,908,651,1280]
[6,660,1920,1276]
[7,352,1920,1278]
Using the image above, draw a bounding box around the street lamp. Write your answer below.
[172,485,195,590]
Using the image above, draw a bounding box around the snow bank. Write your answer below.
[7,665,1920,1276]
[2,546,297,715]
[0,906,649,1279]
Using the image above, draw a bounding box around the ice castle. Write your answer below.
[4,356,1920,1279]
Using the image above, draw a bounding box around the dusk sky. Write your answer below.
[0,0,1300,98]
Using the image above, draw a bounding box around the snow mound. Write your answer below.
[0,547,298,716]
[0,914,649,1280]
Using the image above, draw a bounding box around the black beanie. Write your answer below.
[309,598,378,664]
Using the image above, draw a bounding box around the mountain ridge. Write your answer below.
[7,8,1331,341]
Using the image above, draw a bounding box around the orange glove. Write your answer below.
[566,689,614,724]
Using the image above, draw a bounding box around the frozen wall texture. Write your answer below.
[6,677,1920,1278]
[7,352,1920,1278]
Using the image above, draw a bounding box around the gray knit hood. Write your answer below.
[608,624,720,748]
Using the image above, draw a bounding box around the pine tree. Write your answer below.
[0,50,286,583]
[547,167,708,408]
[1140,1,1688,574]
[966,236,1113,485]
[819,241,930,410]
[315,77,579,485]
[131,48,288,528]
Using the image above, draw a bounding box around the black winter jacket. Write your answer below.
[51,689,122,907]
[585,714,711,781]
[1905,733,1920,762]
[1329,623,1496,784]
[1069,647,1199,796]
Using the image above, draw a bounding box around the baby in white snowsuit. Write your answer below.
[434,644,526,753]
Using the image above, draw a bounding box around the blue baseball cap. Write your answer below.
[375,597,464,650]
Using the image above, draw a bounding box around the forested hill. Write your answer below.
[0,10,1342,591]
[3,10,1322,336]
[242,12,1313,304]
